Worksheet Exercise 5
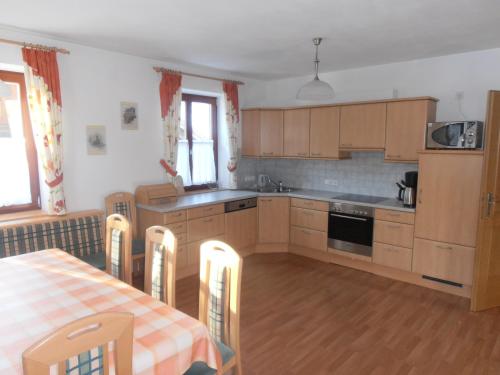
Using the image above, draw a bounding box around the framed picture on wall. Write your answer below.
[86,125,107,155]
[120,101,138,130]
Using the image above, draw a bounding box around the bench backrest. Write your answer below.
[0,210,104,259]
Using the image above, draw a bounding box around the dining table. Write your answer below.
[0,249,221,374]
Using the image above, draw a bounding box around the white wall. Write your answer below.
[244,47,500,122]
[0,27,254,211]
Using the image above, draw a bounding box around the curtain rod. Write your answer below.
[153,66,244,85]
[0,37,70,54]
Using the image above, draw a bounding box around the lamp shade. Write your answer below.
[0,80,11,98]
[296,77,334,101]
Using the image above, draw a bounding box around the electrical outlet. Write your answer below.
[456,91,465,101]
[324,179,338,186]
[244,175,256,182]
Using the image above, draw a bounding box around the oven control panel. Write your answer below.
[329,202,374,218]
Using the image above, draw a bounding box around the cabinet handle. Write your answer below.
[311,152,322,156]
[302,211,314,216]
[341,143,353,147]
[203,218,214,223]
[436,245,453,250]
[387,154,401,159]
[387,224,401,230]
[302,229,312,235]
[297,152,307,156]
[260,198,273,202]
[204,207,213,211]
[418,189,423,204]
[303,201,313,206]
[171,212,182,217]
[386,213,401,217]
[262,152,274,156]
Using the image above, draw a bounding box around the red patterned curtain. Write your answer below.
[222,81,240,188]
[159,71,182,182]
[22,48,66,215]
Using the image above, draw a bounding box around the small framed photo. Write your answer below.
[120,101,138,130]
[86,125,106,155]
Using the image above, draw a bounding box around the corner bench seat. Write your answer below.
[0,210,105,269]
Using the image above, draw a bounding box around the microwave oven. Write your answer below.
[426,121,484,149]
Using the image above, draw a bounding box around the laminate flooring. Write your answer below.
[176,253,500,375]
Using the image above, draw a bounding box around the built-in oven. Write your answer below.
[328,202,374,257]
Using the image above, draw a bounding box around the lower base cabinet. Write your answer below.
[372,242,412,271]
[225,207,258,251]
[412,237,475,285]
[290,226,327,251]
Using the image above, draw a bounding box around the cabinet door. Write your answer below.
[225,207,258,251]
[415,153,483,247]
[260,110,284,157]
[241,110,261,156]
[258,197,290,243]
[339,103,386,149]
[385,100,436,162]
[310,106,341,158]
[284,108,310,157]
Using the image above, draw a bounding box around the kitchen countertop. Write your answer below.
[137,189,415,213]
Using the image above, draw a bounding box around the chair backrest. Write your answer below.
[144,226,178,307]
[23,312,134,375]
[105,192,137,238]
[199,240,242,353]
[105,214,132,285]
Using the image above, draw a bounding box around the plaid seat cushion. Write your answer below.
[151,243,165,301]
[183,341,235,375]
[110,228,122,279]
[207,263,227,343]
[66,346,104,375]
[0,215,104,259]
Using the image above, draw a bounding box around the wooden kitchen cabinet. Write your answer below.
[258,197,290,243]
[373,242,412,271]
[374,220,414,249]
[412,237,475,285]
[339,103,387,149]
[284,108,310,157]
[260,110,284,157]
[291,207,328,232]
[290,226,327,251]
[225,207,258,251]
[385,100,437,162]
[241,109,261,157]
[415,152,483,247]
[309,106,349,159]
[187,214,225,243]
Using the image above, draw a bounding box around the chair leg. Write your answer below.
[235,355,242,375]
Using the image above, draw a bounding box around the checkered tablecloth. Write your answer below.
[0,249,221,374]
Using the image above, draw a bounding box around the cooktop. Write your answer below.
[333,193,388,204]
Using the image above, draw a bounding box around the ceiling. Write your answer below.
[2,0,500,80]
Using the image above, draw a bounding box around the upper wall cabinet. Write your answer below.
[260,110,284,157]
[339,103,387,150]
[241,109,261,157]
[385,100,437,162]
[310,106,347,159]
[284,108,310,157]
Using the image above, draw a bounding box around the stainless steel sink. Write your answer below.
[256,187,294,193]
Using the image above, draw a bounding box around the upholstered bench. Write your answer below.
[0,210,106,270]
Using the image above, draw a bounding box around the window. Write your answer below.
[177,94,218,191]
[0,70,40,213]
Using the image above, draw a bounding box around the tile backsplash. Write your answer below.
[237,152,417,199]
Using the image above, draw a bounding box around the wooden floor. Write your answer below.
[176,253,500,375]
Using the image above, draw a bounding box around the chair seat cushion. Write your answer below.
[132,239,145,256]
[79,252,106,271]
[183,341,234,375]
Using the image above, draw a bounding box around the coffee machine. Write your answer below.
[396,171,418,208]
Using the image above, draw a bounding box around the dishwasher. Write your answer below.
[224,197,258,251]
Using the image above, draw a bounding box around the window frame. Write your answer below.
[181,93,218,192]
[0,70,40,214]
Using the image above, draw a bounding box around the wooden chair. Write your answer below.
[105,214,132,285]
[105,192,144,255]
[144,226,178,307]
[23,312,134,375]
[185,240,243,375]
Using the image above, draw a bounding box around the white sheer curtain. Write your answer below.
[192,140,216,185]
[176,139,192,186]
[0,92,32,207]
[175,139,216,186]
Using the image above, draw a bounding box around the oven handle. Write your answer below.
[330,213,369,222]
